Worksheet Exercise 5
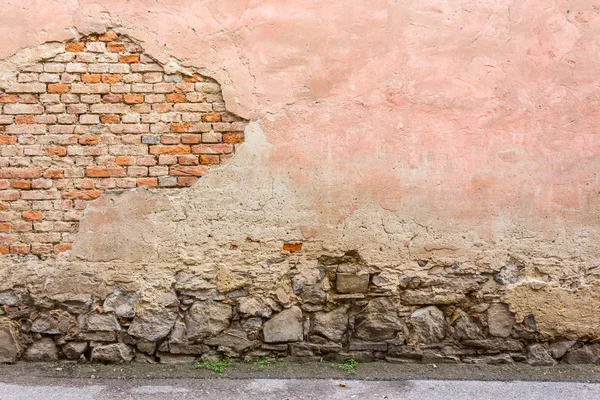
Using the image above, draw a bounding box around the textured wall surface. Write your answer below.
[1,1,600,364]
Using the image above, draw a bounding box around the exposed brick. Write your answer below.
[102,74,121,84]
[177,177,198,187]
[22,211,43,221]
[191,144,234,154]
[66,42,85,52]
[54,243,72,253]
[119,54,140,63]
[283,243,303,253]
[202,112,222,122]
[45,146,67,157]
[149,145,190,155]
[200,155,220,165]
[78,135,98,145]
[0,168,41,179]
[0,94,18,103]
[0,136,17,145]
[115,156,134,166]
[10,244,30,255]
[169,165,208,176]
[107,43,126,53]
[165,93,186,103]
[43,169,64,179]
[85,167,126,178]
[48,84,70,94]
[171,123,190,133]
[99,32,118,42]
[123,94,144,104]
[136,177,157,187]
[0,223,9,233]
[0,246,8,255]
[100,114,120,124]
[62,190,102,200]
[10,180,31,190]
[223,133,245,143]
[102,94,124,103]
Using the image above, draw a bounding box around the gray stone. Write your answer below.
[0,319,21,363]
[136,340,156,355]
[401,290,466,305]
[157,353,196,364]
[128,308,177,341]
[550,340,576,359]
[527,343,556,366]
[78,314,120,332]
[168,342,210,355]
[204,329,257,352]
[91,343,134,363]
[62,342,88,360]
[410,306,446,344]
[313,306,348,342]
[0,291,23,306]
[354,297,404,342]
[238,297,272,318]
[463,354,513,364]
[348,341,388,351]
[452,311,481,340]
[240,317,263,332]
[23,338,59,361]
[487,303,514,338]
[494,262,522,285]
[185,301,233,342]
[103,290,140,318]
[462,339,524,352]
[30,310,74,335]
[563,344,600,364]
[422,350,460,364]
[263,306,303,343]
[336,273,369,293]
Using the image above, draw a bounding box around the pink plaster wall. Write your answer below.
[1,0,599,228]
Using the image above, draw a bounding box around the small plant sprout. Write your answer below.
[195,357,232,374]
[331,357,358,374]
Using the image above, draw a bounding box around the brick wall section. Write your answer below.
[0,32,248,256]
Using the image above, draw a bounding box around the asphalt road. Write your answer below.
[0,377,600,400]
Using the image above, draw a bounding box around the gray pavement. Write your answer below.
[1,378,600,400]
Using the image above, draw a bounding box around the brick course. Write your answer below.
[0,32,247,256]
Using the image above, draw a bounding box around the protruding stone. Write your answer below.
[78,313,121,332]
[238,297,272,318]
[204,329,257,352]
[354,297,404,341]
[62,342,88,360]
[563,344,600,364]
[336,273,369,293]
[527,343,556,366]
[409,306,446,344]
[463,354,513,364]
[401,290,465,305]
[103,290,140,318]
[128,308,177,341]
[30,310,74,335]
[313,306,349,342]
[263,306,303,343]
[23,338,59,361]
[462,339,524,352]
[487,303,514,338]
[185,301,233,342]
[0,318,22,363]
[452,311,481,340]
[91,343,134,363]
[550,340,576,359]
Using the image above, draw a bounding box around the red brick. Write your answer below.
[45,146,67,157]
[10,180,31,190]
[202,112,222,122]
[123,94,144,104]
[136,177,158,187]
[165,93,186,103]
[191,144,234,154]
[102,74,121,84]
[222,133,244,144]
[181,134,201,144]
[54,243,72,253]
[99,31,118,42]
[200,155,220,165]
[62,190,102,200]
[43,169,64,179]
[149,145,190,155]
[22,211,43,221]
[178,155,199,165]
[32,244,53,255]
[9,244,29,255]
[0,246,7,255]
[119,54,140,63]
[169,165,208,176]
[0,136,17,145]
[100,114,120,124]
[0,191,19,201]
[48,84,69,94]
[0,168,41,179]
[171,123,190,133]
[65,42,85,52]
[86,167,126,178]
[81,74,101,83]
[177,177,198,187]
[107,43,126,53]
[0,94,18,103]
[15,115,35,124]
[0,223,9,233]
[160,135,180,144]
[75,179,94,189]
[102,94,123,104]
[115,156,134,166]
[283,243,303,253]
[174,83,194,93]
[78,135,98,145]
[152,103,172,113]
[183,73,204,83]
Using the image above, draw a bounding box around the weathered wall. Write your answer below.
[1,1,600,365]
